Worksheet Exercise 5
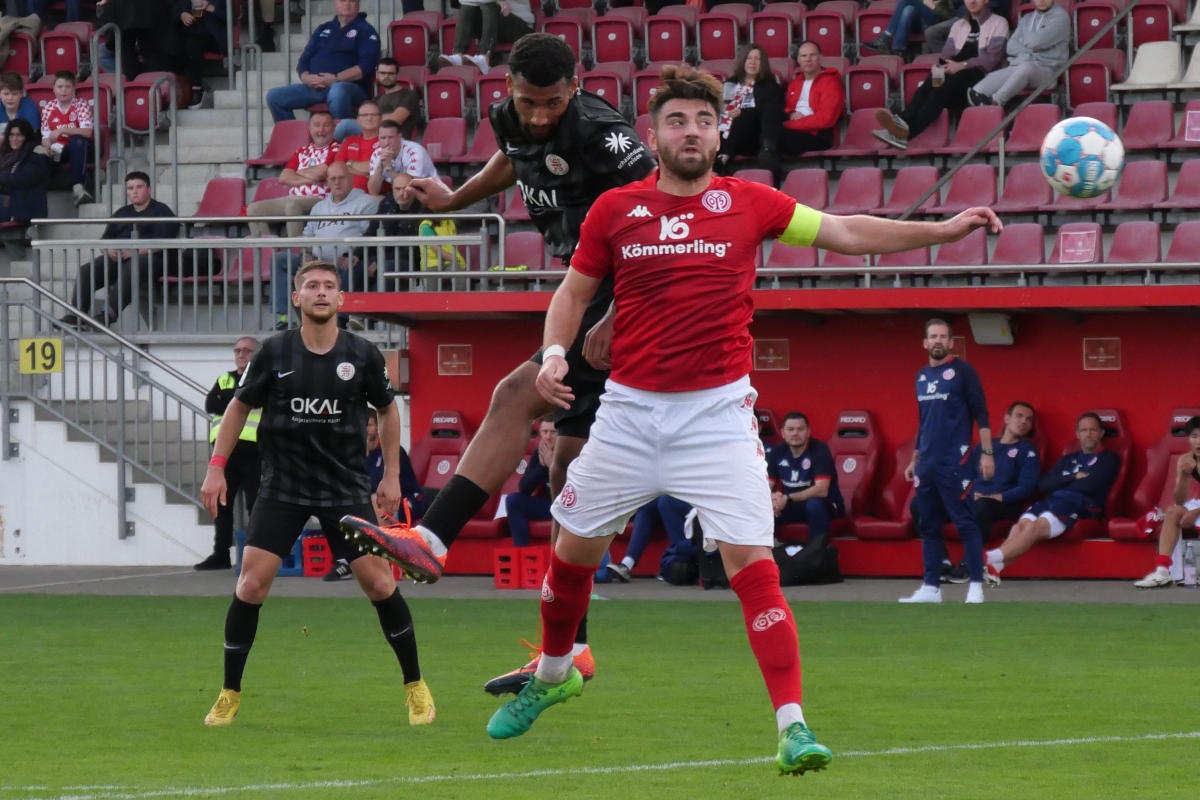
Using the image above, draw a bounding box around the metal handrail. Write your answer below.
[88,23,122,202]
[147,74,180,217]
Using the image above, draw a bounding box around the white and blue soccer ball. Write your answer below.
[1040,116,1125,199]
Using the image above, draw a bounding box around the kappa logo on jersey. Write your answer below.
[336,362,355,381]
[604,131,634,154]
[701,189,731,213]
[751,607,787,631]
[290,397,341,415]
[659,213,693,241]
[627,205,652,218]
[545,153,569,175]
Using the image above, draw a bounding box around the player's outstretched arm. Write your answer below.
[813,207,1003,255]
[406,150,517,212]
[537,268,602,409]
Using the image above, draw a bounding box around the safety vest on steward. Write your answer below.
[208,372,261,444]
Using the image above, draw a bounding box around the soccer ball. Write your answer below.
[1040,116,1125,199]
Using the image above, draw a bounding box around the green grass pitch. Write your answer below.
[1,594,1196,799]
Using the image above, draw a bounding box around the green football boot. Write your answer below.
[777,722,833,775]
[486,666,584,739]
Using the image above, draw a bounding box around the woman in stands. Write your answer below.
[715,43,785,176]
[0,118,52,224]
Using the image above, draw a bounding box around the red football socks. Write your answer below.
[730,558,803,709]
[540,551,595,658]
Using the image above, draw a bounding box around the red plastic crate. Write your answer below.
[520,546,550,589]
[493,546,521,589]
[302,534,332,577]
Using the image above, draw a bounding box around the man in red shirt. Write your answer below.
[335,99,381,192]
[483,65,1002,775]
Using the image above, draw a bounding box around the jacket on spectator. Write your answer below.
[942,9,1009,72]
[782,67,845,134]
[0,143,51,222]
[302,187,380,263]
[297,12,381,96]
[0,97,40,129]
[172,0,229,54]
[1006,2,1069,68]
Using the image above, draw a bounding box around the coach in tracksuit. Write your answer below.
[900,318,993,604]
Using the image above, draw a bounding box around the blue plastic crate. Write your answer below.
[235,529,308,576]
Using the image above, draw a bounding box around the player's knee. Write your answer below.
[1165,504,1186,523]
[487,365,544,421]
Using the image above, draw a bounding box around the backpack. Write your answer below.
[773,533,843,586]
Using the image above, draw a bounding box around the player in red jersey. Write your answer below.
[482,64,1002,775]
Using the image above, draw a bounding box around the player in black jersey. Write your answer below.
[343,32,656,695]
[200,261,435,729]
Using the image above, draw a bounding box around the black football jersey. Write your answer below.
[235,330,395,505]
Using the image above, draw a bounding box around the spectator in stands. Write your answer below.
[498,417,556,547]
[8,0,81,21]
[366,118,437,198]
[923,0,1012,55]
[196,336,260,572]
[715,43,785,175]
[967,0,1068,108]
[899,318,994,605]
[873,0,1008,150]
[254,0,278,52]
[863,0,955,56]
[60,170,179,328]
[174,0,227,109]
[606,496,694,583]
[327,407,426,581]
[1134,416,1200,589]
[920,400,1040,583]
[0,72,40,129]
[332,59,418,141]
[246,110,339,238]
[0,118,52,223]
[265,0,381,123]
[766,412,845,540]
[984,411,1122,584]
[363,173,423,286]
[336,98,381,192]
[780,41,845,158]
[39,70,93,206]
[439,0,534,75]
[270,160,379,329]
[98,0,177,81]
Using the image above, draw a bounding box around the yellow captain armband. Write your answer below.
[777,203,823,247]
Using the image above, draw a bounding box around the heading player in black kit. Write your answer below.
[342,32,657,695]
[200,261,434,729]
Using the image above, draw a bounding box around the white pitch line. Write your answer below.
[0,570,195,592]
[6,730,1199,800]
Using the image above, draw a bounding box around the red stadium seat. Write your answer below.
[501,230,547,270]
[1164,219,1200,263]
[755,407,783,447]
[846,55,901,113]
[1154,159,1200,213]
[1074,0,1121,49]
[3,32,36,79]
[697,12,742,61]
[876,246,930,267]
[475,73,509,121]
[422,116,467,163]
[632,68,663,116]
[389,19,432,67]
[765,242,820,268]
[1108,408,1200,540]
[750,10,794,59]
[1049,221,1102,264]
[644,16,688,64]
[990,222,1045,265]
[1066,48,1125,110]
[501,185,531,223]
[1096,159,1168,212]
[543,17,587,62]
[928,164,996,215]
[1128,0,1183,48]
[409,410,473,490]
[933,226,988,267]
[733,167,774,187]
[251,177,289,203]
[1105,220,1161,263]
[1072,101,1118,131]
[937,105,1004,156]
[1120,99,1174,152]
[779,168,829,209]
[580,69,625,113]
[853,5,894,57]
[777,410,882,543]
[451,117,498,165]
[901,108,950,157]
[854,437,917,540]
[820,108,887,159]
[1004,103,1061,155]
[193,177,246,219]
[1039,188,1110,215]
[245,119,311,176]
[900,54,939,107]
[993,162,1053,215]
[826,166,883,215]
[121,74,172,135]
[591,15,637,65]
[711,2,754,35]
[1162,99,1200,152]
[424,73,467,119]
[1058,409,1131,540]
[872,164,939,216]
[801,6,849,62]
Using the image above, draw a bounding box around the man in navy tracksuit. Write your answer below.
[984,411,1120,583]
[766,412,845,539]
[900,319,994,604]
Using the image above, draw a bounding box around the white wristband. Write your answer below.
[543,344,567,361]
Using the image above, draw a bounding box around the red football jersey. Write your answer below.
[40,97,92,146]
[335,134,379,191]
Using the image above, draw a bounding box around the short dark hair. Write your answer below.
[0,72,23,92]
[53,70,76,84]
[376,56,399,70]
[1007,400,1035,416]
[293,260,341,290]
[1077,411,1103,429]
[647,64,722,121]
[783,412,809,427]
[508,32,576,87]
[1186,416,1200,436]
[125,170,151,186]
[924,317,951,336]
[379,118,401,133]
[309,109,334,122]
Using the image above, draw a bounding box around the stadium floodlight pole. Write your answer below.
[898,1,1139,222]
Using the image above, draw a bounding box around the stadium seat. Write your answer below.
[422,116,467,163]
[1120,99,1174,152]
[803,0,855,58]
[424,73,468,120]
[1066,48,1125,110]
[710,2,754,36]
[1004,103,1061,155]
[777,410,881,543]
[1175,0,1200,33]
[389,19,432,67]
[1162,99,1200,152]
[820,108,887,159]
[633,112,651,148]
[902,109,950,158]
[501,185,531,223]
[933,226,987,267]
[606,4,649,31]
[193,176,246,221]
[250,177,289,203]
[1164,219,1200,263]
[591,16,637,65]
[779,168,829,209]
[1166,44,1200,92]
[900,54,939,107]
[876,246,930,268]
[121,74,172,135]
[1039,187,1110,215]
[245,120,310,177]
[697,11,742,61]
[763,1,806,32]
[846,55,901,113]
[1095,159,1168,212]
[475,73,509,121]
[4,32,35,80]
[644,16,688,65]
[1048,221,1102,264]
[928,163,996,215]
[397,65,430,93]
[854,436,917,540]
[872,164,939,216]
[990,222,1045,265]
[1059,409,1131,540]
[733,167,774,187]
[764,242,820,269]
[699,57,736,83]
[750,10,794,59]
[853,5,893,59]
[1111,41,1183,94]
[500,230,546,271]
[992,162,1053,215]
[542,16,587,62]
[580,69,625,113]
[1128,0,1184,49]
[409,410,473,491]
[41,25,88,78]
[1105,220,1161,263]
[755,407,783,447]
[1072,101,1118,131]
[826,166,883,215]
[1108,408,1200,540]
[936,106,1004,157]
[451,117,498,165]
[1073,0,1121,49]
[1154,158,1200,213]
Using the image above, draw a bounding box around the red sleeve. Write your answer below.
[568,190,616,280]
[325,142,340,164]
[334,139,354,162]
[746,180,803,241]
[284,148,302,172]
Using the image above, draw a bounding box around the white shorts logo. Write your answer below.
[702,189,731,213]
[336,362,355,381]
[559,482,578,508]
[752,607,788,631]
